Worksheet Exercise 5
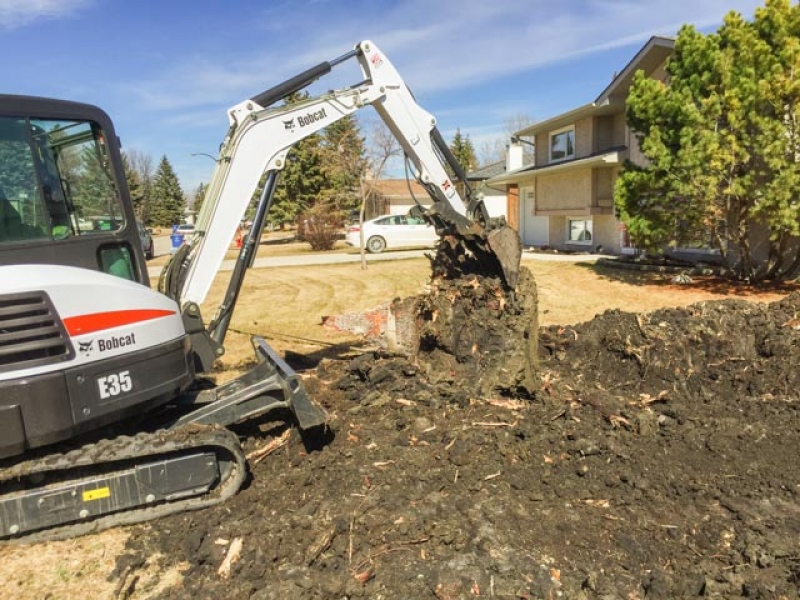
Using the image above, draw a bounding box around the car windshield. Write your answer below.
[0,115,123,244]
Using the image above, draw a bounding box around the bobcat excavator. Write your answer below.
[0,40,521,541]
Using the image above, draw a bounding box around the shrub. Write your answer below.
[296,207,343,251]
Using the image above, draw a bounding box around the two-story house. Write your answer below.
[488,36,674,254]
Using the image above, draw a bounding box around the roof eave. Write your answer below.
[486,150,624,186]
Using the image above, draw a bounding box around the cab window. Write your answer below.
[0,115,124,244]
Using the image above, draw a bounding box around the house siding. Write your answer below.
[537,170,592,213]
[594,168,615,209]
[595,114,627,153]
[574,117,593,158]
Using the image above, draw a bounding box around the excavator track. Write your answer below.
[0,424,246,544]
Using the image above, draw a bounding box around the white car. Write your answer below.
[345,214,439,253]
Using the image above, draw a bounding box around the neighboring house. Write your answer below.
[362,179,429,218]
[487,36,675,254]
[466,161,509,219]
[363,172,508,220]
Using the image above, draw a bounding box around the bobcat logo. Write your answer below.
[283,119,296,131]
[78,340,94,356]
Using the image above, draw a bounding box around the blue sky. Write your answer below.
[0,0,766,194]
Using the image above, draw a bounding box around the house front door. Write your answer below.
[521,186,549,247]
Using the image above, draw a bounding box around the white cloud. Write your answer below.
[0,0,92,29]
[122,0,765,115]
[361,0,765,93]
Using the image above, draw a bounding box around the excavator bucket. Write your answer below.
[486,224,522,290]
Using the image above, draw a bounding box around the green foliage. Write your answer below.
[318,115,367,214]
[69,145,118,218]
[0,138,33,194]
[121,152,146,222]
[123,150,154,224]
[449,128,478,173]
[149,155,185,227]
[268,92,326,228]
[260,93,367,238]
[616,0,800,281]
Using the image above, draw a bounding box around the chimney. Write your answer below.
[507,141,524,172]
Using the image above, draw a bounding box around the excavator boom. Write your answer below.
[161,40,521,336]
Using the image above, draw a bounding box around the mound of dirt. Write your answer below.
[115,272,800,598]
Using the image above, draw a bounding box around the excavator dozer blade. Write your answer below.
[486,225,522,290]
[174,337,327,432]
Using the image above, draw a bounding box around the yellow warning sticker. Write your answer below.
[82,487,111,502]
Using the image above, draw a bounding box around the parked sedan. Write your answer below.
[345,214,439,253]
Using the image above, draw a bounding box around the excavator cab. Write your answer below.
[0,96,146,284]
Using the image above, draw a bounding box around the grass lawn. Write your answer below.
[197,257,797,376]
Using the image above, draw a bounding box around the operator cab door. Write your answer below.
[0,96,147,285]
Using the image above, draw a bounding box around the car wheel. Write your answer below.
[366,236,386,254]
[145,242,154,260]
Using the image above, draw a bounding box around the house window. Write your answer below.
[550,126,575,162]
[568,219,592,243]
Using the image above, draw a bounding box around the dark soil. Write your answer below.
[117,263,800,600]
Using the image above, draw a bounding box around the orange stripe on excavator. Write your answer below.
[63,309,177,336]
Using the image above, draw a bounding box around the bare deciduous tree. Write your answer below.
[358,117,402,268]
[124,149,155,222]
[478,113,536,166]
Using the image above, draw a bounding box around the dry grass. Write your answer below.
[205,257,795,369]
[2,256,795,600]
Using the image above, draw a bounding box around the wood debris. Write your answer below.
[246,429,291,464]
[305,526,337,566]
[217,537,243,579]
[487,397,526,410]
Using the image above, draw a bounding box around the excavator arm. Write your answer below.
[160,40,521,360]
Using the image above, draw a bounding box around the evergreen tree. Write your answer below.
[449,128,478,173]
[616,0,800,281]
[268,92,326,228]
[121,152,145,222]
[318,115,367,214]
[124,149,154,225]
[70,145,118,218]
[149,155,185,227]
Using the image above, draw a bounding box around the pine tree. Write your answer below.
[70,145,118,218]
[449,128,478,173]
[124,149,155,225]
[150,156,185,227]
[318,115,367,214]
[268,92,326,228]
[616,0,800,281]
[121,152,145,222]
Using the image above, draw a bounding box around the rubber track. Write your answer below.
[0,424,247,544]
